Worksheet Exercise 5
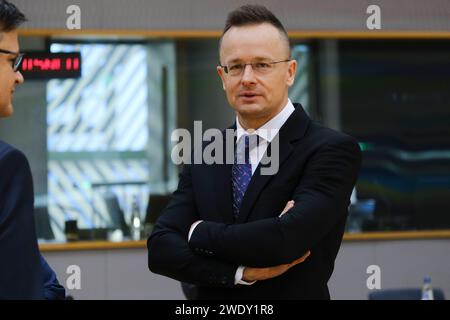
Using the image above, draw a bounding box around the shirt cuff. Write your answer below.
[235,266,256,285]
[188,220,203,241]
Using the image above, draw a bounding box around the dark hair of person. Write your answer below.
[219,4,290,57]
[0,0,27,33]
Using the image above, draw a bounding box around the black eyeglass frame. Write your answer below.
[219,59,292,75]
[0,48,25,72]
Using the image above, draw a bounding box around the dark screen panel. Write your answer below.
[21,52,82,80]
[340,40,450,231]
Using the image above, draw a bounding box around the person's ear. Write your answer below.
[217,66,226,91]
[286,59,297,87]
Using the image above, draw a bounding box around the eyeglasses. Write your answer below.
[220,59,291,76]
[0,48,25,72]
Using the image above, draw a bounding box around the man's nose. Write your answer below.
[15,71,24,84]
[241,64,256,85]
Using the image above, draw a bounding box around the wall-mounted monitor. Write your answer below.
[21,52,81,80]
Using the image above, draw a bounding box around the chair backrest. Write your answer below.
[102,191,129,236]
[145,194,171,225]
[368,288,445,300]
[181,282,198,300]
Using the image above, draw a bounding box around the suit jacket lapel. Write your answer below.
[235,103,311,223]
[212,126,236,224]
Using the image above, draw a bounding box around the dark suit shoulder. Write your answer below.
[0,141,29,165]
[0,142,32,195]
[0,140,16,157]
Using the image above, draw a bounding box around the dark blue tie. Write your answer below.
[232,135,252,218]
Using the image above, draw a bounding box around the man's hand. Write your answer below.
[279,200,295,217]
[242,200,309,282]
[242,251,311,282]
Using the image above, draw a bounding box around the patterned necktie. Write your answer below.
[232,135,252,218]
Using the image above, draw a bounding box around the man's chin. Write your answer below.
[0,104,14,118]
[235,103,265,115]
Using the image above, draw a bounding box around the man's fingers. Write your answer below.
[280,200,295,215]
[291,251,311,265]
[287,200,294,208]
[299,250,311,262]
[249,250,312,281]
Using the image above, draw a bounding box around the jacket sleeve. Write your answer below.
[40,254,66,300]
[147,163,238,288]
[188,137,362,267]
[0,146,44,299]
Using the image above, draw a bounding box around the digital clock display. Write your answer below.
[21,52,82,80]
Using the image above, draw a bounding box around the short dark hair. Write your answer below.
[0,0,27,33]
[219,4,290,58]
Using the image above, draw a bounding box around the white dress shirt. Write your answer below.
[188,99,296,285]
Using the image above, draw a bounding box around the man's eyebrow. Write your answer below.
[226,57,273,64]
[252,57,273,61]
[226,58,243,64]
[0,49,21,56]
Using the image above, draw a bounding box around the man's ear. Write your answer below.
[286,59,297,87]
[217,66,226,91]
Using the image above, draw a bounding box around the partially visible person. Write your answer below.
[40,254,66,300]
[0,0,65,300]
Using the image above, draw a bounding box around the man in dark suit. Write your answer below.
[147,4,361,299]
[0,0,65,299]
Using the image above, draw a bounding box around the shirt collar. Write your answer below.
[236,99,295,144]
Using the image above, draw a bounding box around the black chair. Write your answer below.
[368,288,446,300]
[145,194,172,226]
[181,282,198,300]
[102,191,130,236]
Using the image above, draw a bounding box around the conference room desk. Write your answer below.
[40,239,147,252]
[39,229,450,251]
[39,239,185,300]
[39,231,450,299]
